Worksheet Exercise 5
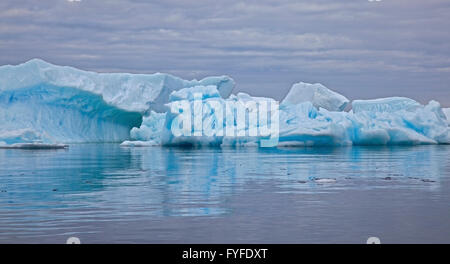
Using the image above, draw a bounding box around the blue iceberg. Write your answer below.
[0,59,449,147]
[0,59,234,145]
[130,86,450,147]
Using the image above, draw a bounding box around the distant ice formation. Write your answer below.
[0,59,448,148]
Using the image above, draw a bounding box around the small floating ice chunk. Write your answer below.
[308,176,337,183]
[0,143,68,149]
[120,140,159,147]
[421,179,436,183]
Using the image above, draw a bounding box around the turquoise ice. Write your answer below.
[0,59,449,147]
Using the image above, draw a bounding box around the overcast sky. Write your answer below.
[0,0,449,105]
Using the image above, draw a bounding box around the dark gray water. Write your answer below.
[0,144,449,243]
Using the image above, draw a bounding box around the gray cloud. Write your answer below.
[0,0,449,105]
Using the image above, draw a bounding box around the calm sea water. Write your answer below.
[0,144,449,243]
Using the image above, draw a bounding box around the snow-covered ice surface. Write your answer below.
[352,97,421,113]
[0,59,449,147]
[281,82,349,111]
[0,59,234,112]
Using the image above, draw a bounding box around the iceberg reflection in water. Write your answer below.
[0,144,449,243]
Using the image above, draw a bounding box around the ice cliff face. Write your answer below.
[0,59,234,144]
[0,85,142,143]
[0,59,449,147]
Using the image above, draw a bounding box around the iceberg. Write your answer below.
[0,59,234,144]
[129,85,449,147]
[281,82,349,111]
[0,59,448,147]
